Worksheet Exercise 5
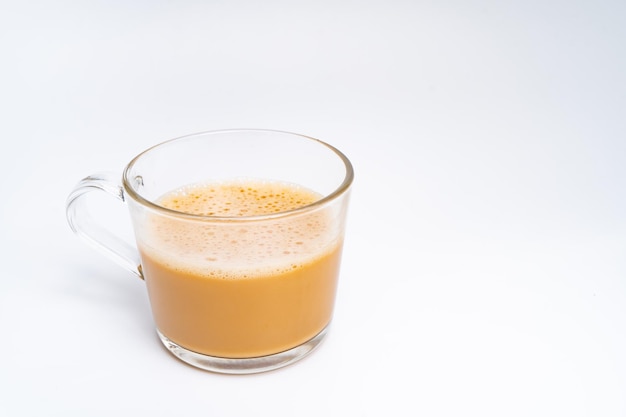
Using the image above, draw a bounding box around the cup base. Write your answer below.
[156,326,329,374]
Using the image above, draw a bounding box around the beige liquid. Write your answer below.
[138,180,343,358]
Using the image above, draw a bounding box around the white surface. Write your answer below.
[1,0,625,415]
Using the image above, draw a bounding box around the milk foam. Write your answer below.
[139,180,339,279]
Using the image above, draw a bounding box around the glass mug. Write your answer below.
[66,129,353,374]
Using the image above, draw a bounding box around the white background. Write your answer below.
[1,0,625,415]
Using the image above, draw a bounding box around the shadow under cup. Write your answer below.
[68,129,353,374]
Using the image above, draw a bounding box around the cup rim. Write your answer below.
[122,129,354,222]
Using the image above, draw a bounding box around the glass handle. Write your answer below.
[66,172,143,280]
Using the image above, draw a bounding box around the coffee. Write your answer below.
[137,179,343,358]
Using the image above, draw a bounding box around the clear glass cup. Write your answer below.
[66,129,353,374]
